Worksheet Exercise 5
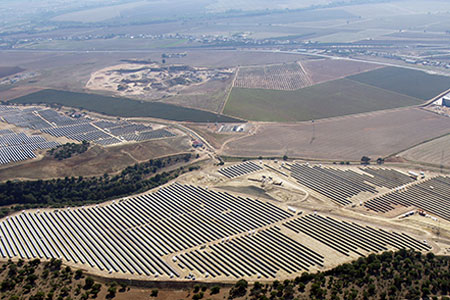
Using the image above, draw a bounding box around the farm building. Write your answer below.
[443,97,450,107]
[433,94,450,107]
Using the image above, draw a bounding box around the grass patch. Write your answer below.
[225,79,424,122]
[348,66,450,100]
[9,89,241,123]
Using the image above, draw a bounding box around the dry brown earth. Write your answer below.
[221,108,450,160]
[0,136,191,181]
[399,133,450,167]
[0,86,44,101]
[0,50,310,95]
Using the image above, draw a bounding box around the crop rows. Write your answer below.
[234,63,312,91]
[10,89,241,123]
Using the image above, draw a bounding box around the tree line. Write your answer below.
[227,249,450,300]
[0,153,196,218]
[47,141,90,160]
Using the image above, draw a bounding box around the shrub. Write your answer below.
[210,286,220,295]
[83,277,94,290]
[75,269,83,279]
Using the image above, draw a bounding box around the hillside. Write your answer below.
[1,250,449,299]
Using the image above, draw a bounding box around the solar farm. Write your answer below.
[0,103,447,283]
[0,105,177,165]
[364,176,450,220]
[218,161,263,178]
[287,163,415,205]
[0,130,59,165]
[0,181,432,281]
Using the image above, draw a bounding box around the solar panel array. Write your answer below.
[218,161,263,178]
[121,129,175,142]
[283,214,430,257]
[0,183,431,280]
[39,109,90,127]
[0,105,177,148]
[0,131,59,165]
[288,164,414,205]
[178,227,324,278]
[94,137,122,146]
[0,184,294,278]
[108,124,152,136]
[364,176,450,221]
[1,108,52,130]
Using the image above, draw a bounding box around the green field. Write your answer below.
[225,78,424,122]
[348,67,450,100]
[9,89,241,123]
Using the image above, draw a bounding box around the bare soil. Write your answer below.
[399,133,450,167]
[221,108,450,161]
[0,136,191,181]
[0,86,44,101]
[184,123,244,150]
[86,62,234,101]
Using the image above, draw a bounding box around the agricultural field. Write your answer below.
[310,28,397,43]
[51,1,148,23]
[221,108,450,160]
[224,66,450,122]
[301,59,382,84]
[399,134,450,167]
[234,62,312,90]
[162,77,233,113]
[0,66,24,78]
[225,78,423,122]
[0,50,311,113]
[9,89,241,123]
[348,67,450,100]
[19,38,193,51]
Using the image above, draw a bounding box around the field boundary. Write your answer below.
[391,131,450,161]
[297,61,314,86]
[422,87,450,106]
[220,66,239,114]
